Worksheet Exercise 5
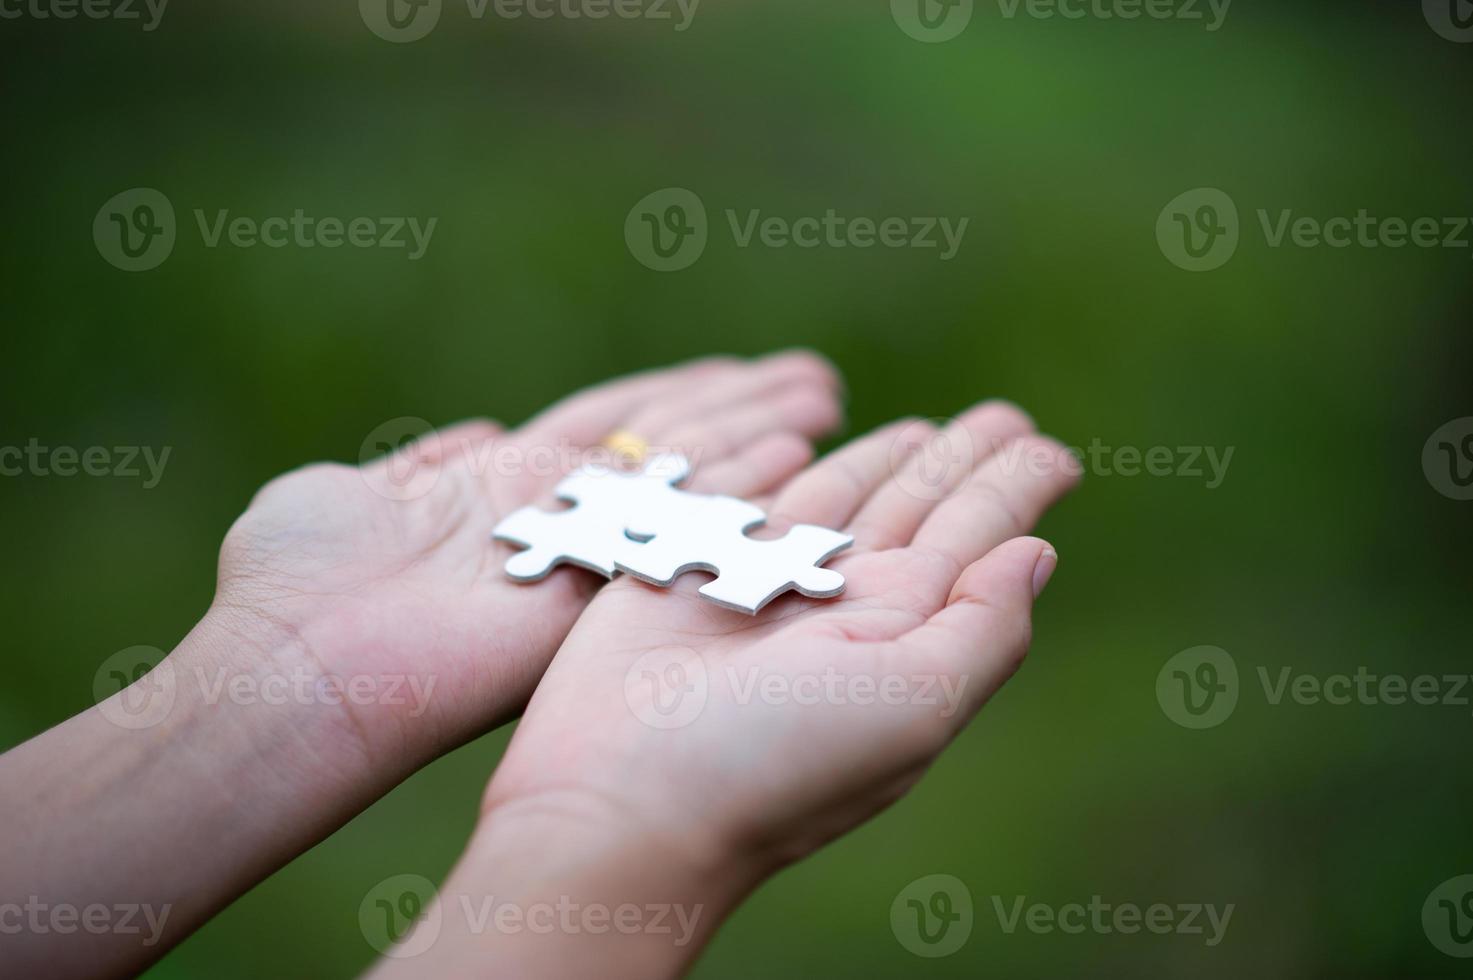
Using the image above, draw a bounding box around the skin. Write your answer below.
[370,406,1081,977]
[0,355,1081,978]
[0,351,842,978]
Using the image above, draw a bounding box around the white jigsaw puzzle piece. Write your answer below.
[617,477,853,615]
[492,454,689,581]
[493,452,852,615]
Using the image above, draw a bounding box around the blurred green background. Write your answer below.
[2,0,1471,976]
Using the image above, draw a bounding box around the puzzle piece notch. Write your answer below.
[492,454,690,581]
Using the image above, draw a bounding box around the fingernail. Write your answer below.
[1032,548,1058,599]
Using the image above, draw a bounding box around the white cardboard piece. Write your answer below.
[492,453,852,614]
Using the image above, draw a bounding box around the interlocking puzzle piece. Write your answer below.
[492,452,852,615]
[618,496,852,614]
[492,454,689,581]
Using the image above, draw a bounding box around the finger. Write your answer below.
[909,434,1080,568]
[764,418,928,533]
[685,431,814,498]
[889,536,1056,722]
[515,355,740,449]
[619,349,840,441]
[423,418,504,465]
[655,381,841,465]
[847,401,1035,551]
[361,418,502,473]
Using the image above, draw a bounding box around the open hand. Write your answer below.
[209,351,844,770]
[484,401,1079,879]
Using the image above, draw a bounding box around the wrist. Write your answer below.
[0,611,404,974]
[160,608,404,812]
[473,788,767,894]
[401,790,770,978]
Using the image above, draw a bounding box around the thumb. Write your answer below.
[896,536,1057,722]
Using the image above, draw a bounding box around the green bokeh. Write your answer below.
[2,1,1470,976]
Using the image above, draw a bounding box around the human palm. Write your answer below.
[206,352,842,766]
[487,403,1080,869]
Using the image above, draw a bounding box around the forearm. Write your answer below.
[0,611,409,978]
[366,793,765,979]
